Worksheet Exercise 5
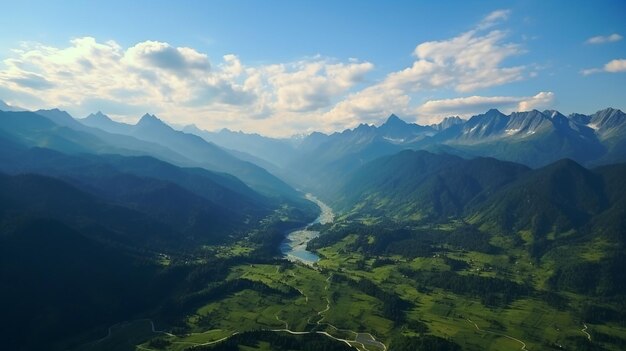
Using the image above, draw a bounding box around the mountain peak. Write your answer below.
[590,107,626,132]
[354,123,375,131]
[85,111,110,121]
[535,158,592,179]
[43,108,70,116]
[182,124,204,133]
[442,116,463,122]
[0,99,26,112]
[219,128,237,134]
[384,114,406,125]
[137,113,163,125]
[36,108,74,120]
[79,110,132,133]
[467,108,506,124]
[485,108,504,116]
[598,107,620,114]
[433,116,464,131]
[593,107,624,119]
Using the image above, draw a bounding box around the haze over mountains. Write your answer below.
[173,105,626,196]
[3,102,624,242]
[4,99,625,197]
[1,100,626,351]
[2,1,626,349]
[0,104,320,350]
[3,101,625,230]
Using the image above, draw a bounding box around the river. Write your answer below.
[280,194,334,265]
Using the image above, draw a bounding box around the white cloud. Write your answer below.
[0,37,376,136]
[581,58,626,75]
[262,59,374,112]
[585,33,622,44]
[322,85,411,128]
[0,9,544,137]
[416,91,555,123]
[604,59,626,72]
[320,9,527,128]
[220,54,244,77]
[405,29,525,92]
[478,9,511,29]
[517,91,555,111]
[581,68,602,76]
[419,95,521,115]
[7,72,55,89]
[124,41,210,75]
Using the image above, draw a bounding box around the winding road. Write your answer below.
[581,323,591,341]
[92,195,388,351]
[270,272,387,351]
[466,318,528,351]
[263,196,388,351]
[264,250,386,350]
[145,237,388,351]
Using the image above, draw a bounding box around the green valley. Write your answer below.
[72,164,626,351]
[72,217,626,351]
[1,6,626,347]
[1,107,625,351]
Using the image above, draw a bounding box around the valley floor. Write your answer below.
[75,224,626,351]
[71,195,626,351]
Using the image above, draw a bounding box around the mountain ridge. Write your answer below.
[2,108,301,200]
[333,150,625,252]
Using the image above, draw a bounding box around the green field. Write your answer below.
[71,217,626,351]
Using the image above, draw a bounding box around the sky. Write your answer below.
[0,0,625,137]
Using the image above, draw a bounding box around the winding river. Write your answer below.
[280,194,334,264]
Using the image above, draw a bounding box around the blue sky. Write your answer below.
[0,0,624,136]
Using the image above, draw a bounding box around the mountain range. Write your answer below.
[1,100,625,350]
[80,111,301,199]
[332,149,625,240]
[178,107,626,195]
[2,103,624,215]
[0,106,318,350]
[2,102,624,226]
[0,107,322,249]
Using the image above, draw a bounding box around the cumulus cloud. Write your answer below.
[517,91,555,111]
[124,41,210,74]
[322,85,410,128]
[604,59,626,72]
[0,37,376,135]
[582,58,626,75]
[0,9,545,136]
[320,9,526,128]
[416,91,555,123]
[8,73,55,89]
[398,28,524,92]
[265,60,374,112]
[586,33,622,44]
[0,37,264,128]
